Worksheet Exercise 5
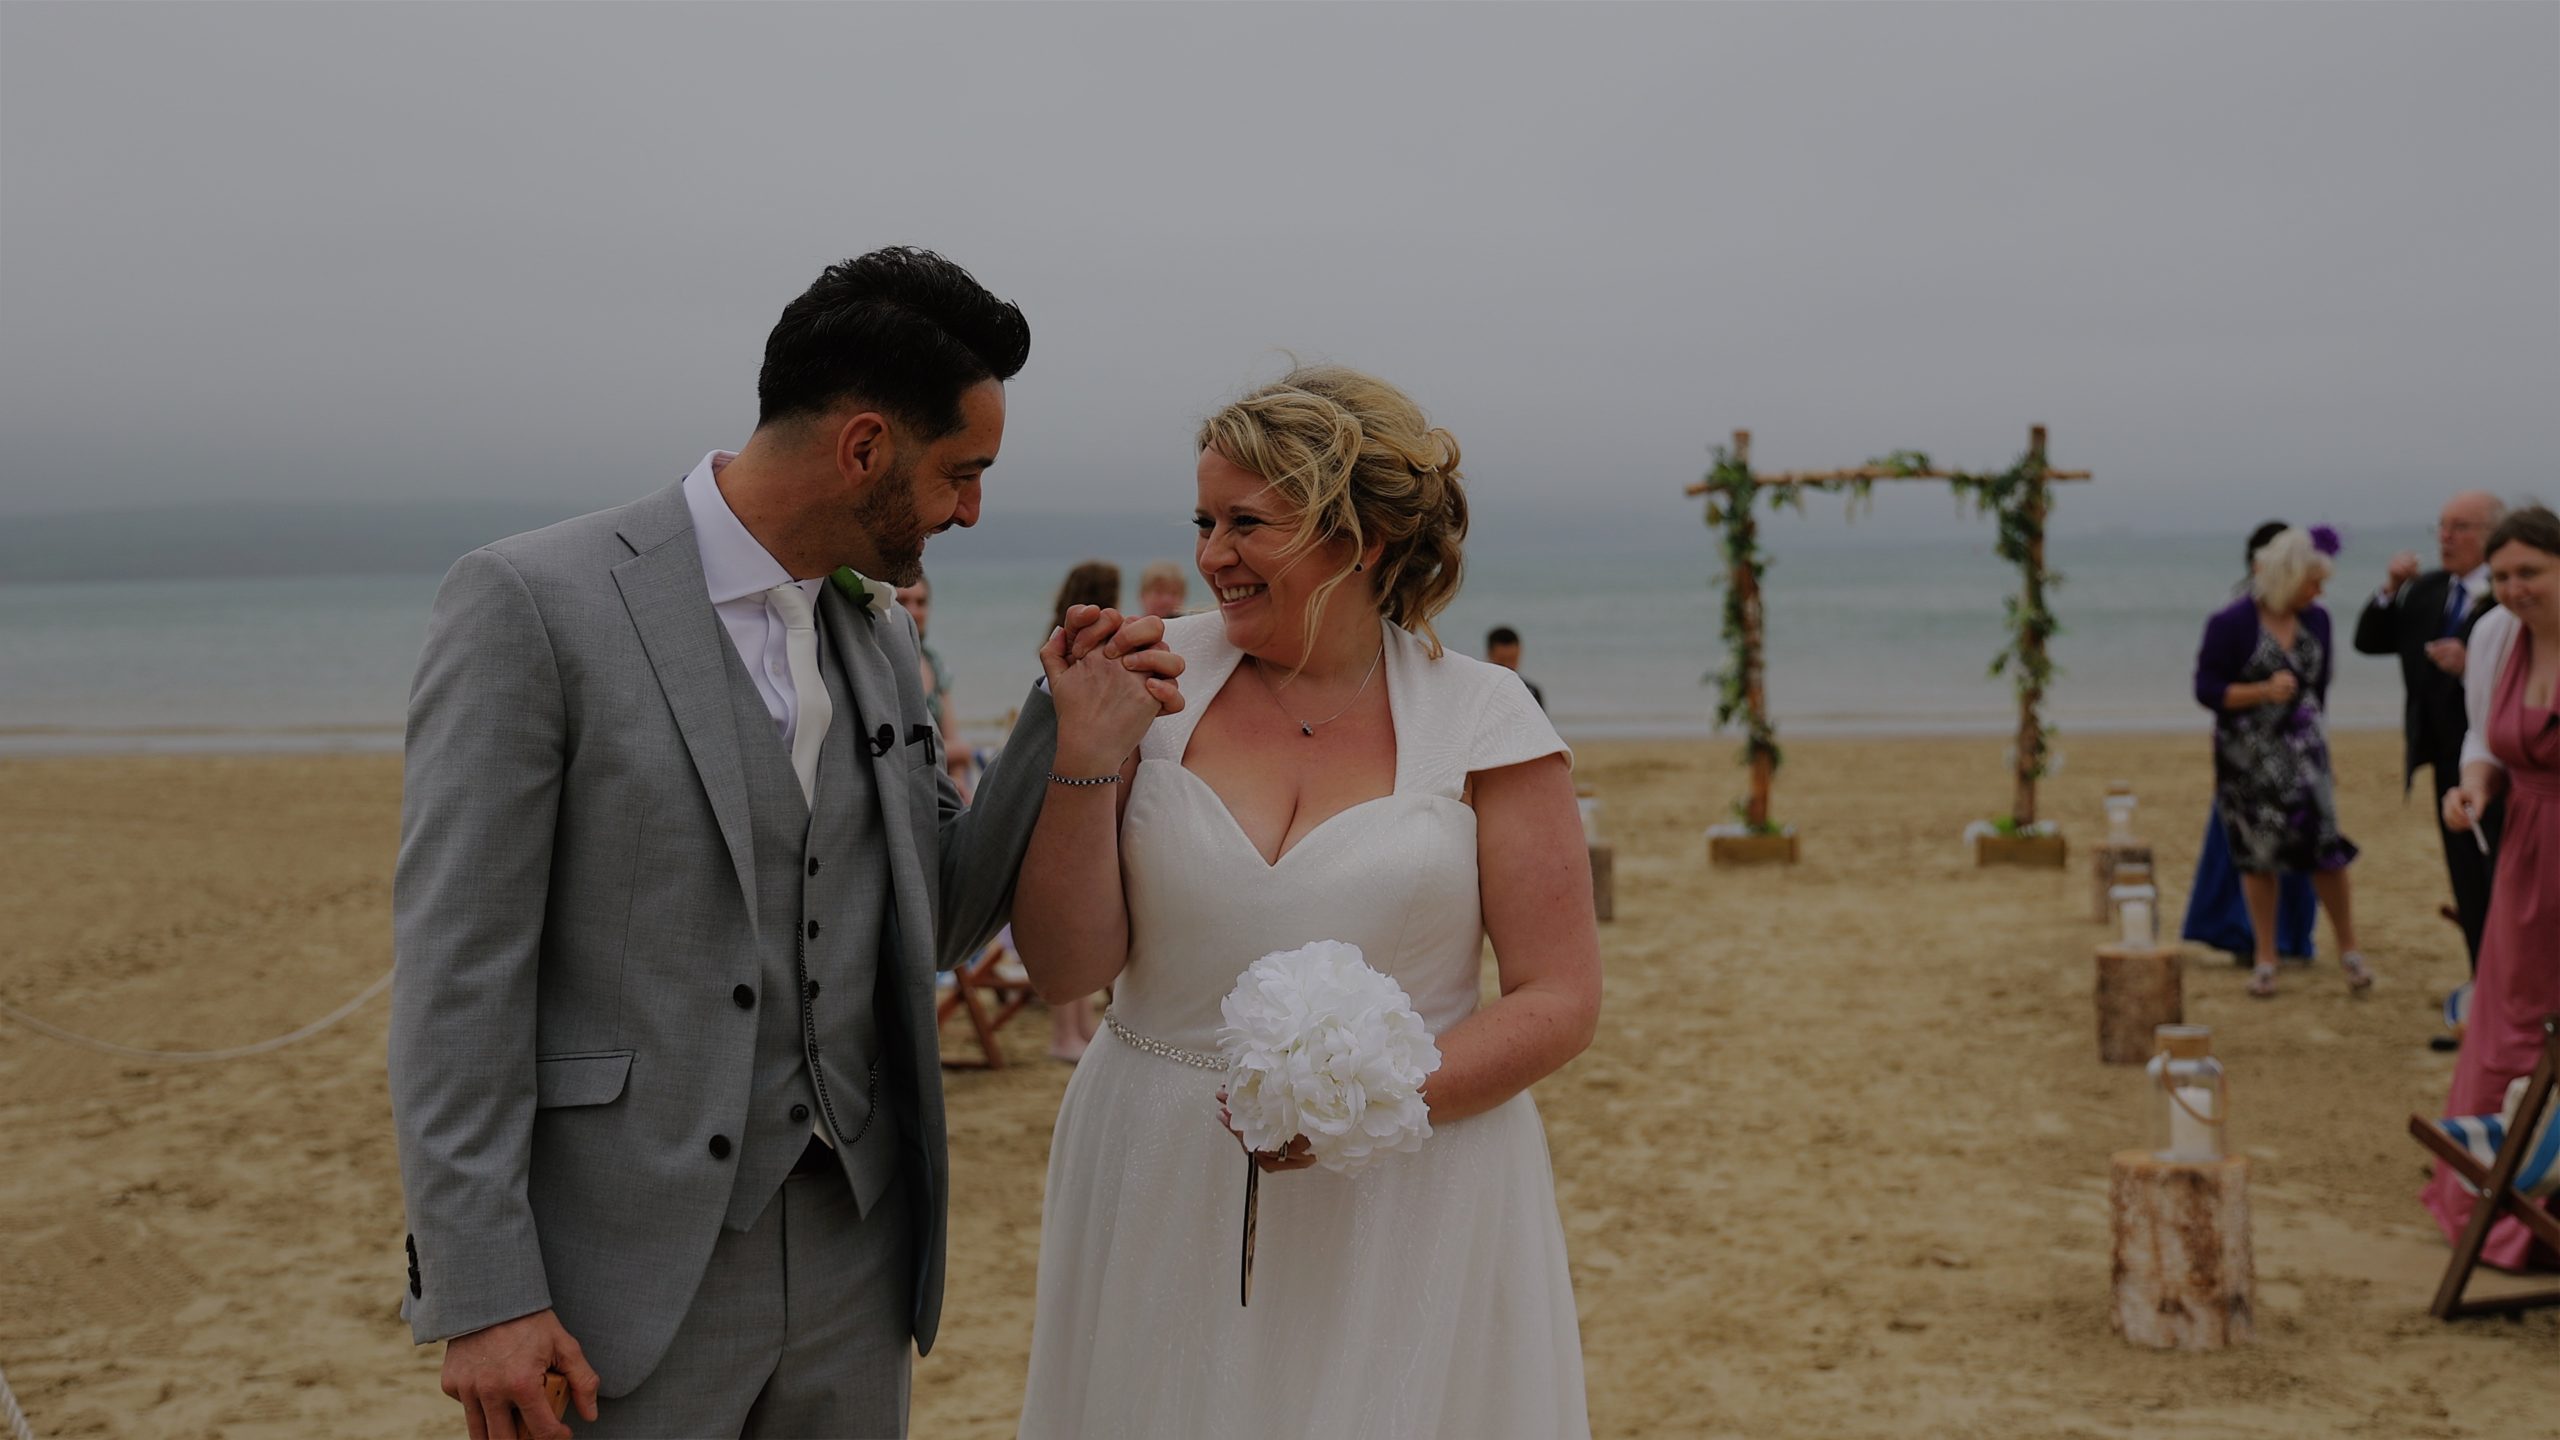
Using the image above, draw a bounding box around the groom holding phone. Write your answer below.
[389,249,1179,1438]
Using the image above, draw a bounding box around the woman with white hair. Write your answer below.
[2193,524,2374,998]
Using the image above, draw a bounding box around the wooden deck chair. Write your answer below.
[2406,1014,2560,1319]
[937,932,1036,1070]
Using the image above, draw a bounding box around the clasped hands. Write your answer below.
[1041,604,1186,775]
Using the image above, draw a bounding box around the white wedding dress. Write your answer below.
[1019,614,1590,1439]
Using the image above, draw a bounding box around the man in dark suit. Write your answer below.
[2354,491,2506,973]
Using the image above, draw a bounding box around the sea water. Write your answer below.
[0,529,2412,755]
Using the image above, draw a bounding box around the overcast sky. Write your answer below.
[2,2,2553,542]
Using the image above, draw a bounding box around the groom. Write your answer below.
[389,248,1178,1438]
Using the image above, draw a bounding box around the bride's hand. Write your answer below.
[1043,606,1184,775]
[1216,1088,1316,1173]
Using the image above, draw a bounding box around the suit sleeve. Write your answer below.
[2352,590,2402,657]
[387,547,563,1343]
[928,687,1058,970]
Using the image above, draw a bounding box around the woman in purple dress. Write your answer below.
[2192,525,2374,998]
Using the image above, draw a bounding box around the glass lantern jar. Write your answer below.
[2145,1025,2227,1161]
[2103,782,2138,844]
[2109,861,2160,948]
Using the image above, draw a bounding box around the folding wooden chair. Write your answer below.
[937,933,1036,1070]
[2406,1014,2560,1319]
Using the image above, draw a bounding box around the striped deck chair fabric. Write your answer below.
[2433,1074,2560,1200]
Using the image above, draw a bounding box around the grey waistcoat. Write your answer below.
[717,613,901,1230]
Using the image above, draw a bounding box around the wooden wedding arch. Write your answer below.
[1682,425,2091,839]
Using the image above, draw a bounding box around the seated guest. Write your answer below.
[1486,624,1546,710]
[2193,525,2373,998]
[2425,504,2560,1269]
[2182,523,2318,963]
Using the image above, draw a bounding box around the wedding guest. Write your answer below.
[2182,522,2319,964]
[896,570,974,801]
[2426,504,2560,1268]
[1486,624,1546,710]
[2355,492,2507,972]
[1040,560,1121,1061]
[1137,560,1189,619]
[2193,525,2374,998]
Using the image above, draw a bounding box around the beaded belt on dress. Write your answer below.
[1103,1011,1223,1070]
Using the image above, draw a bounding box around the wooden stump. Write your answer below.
[1709,832,1799,866]
[1588,842,1615,923]
[2094,944,2184,1065]
[2110,1151,2254,1349]
[1975,832,2067,869]
[2092,841,2154,923]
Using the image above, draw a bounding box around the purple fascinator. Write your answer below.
[2308,524,2342,557]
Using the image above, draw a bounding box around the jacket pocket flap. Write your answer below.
[534,1050,633,1109]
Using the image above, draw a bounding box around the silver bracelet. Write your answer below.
[1048,771,1120,787]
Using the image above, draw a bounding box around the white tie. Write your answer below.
[764,583,833,806]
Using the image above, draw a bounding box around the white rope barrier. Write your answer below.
[2,1357,38,1440]
[0,969,392,1064]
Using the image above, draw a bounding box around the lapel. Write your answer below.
[610,484,762,933]
[819,581,928,940]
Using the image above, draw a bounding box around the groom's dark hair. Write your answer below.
[757,247,1031,440]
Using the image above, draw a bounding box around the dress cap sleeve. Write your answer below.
[1469,663,1570,775]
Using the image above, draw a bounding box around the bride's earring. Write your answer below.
[1353,562,1364,573]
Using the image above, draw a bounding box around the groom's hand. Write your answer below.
[442,1308,599,1439]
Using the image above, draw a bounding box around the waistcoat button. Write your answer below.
[733,984,755,1010]
[708,1134,732,1160]
[806,920,821,940]
[808,857,821,876]
[789,1103,810,1123]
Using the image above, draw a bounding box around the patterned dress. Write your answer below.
[2207,612,2358,874]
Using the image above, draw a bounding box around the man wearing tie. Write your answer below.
[389,249,1181,1438]
[2355,491,2507,974]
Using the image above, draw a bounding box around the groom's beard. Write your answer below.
[852,459,930,587]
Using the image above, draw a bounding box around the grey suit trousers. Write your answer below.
[579,1163,915,1439]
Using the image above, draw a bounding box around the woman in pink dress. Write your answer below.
[2427,504,2560,1268]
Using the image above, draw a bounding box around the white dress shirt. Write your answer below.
[681,450,825,749]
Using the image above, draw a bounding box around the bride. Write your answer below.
[1012,365,1600,1438]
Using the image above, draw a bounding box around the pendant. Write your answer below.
[1300,723,1314,737]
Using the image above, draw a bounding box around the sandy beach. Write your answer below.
[2,731,2553,1439]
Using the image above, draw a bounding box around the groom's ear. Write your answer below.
[830,409,899,490]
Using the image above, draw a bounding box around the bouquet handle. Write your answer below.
[1240,1155,1260,1306]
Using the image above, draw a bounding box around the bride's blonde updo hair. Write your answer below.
[1194,364,1469,657]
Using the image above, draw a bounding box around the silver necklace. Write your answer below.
[1255,646,1383,737]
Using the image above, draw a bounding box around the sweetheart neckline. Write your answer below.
[1142,759,1462,870]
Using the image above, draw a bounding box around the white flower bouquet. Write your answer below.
[1216,940,1441,1302]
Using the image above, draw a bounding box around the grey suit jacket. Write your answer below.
[387,481,1054,1391]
